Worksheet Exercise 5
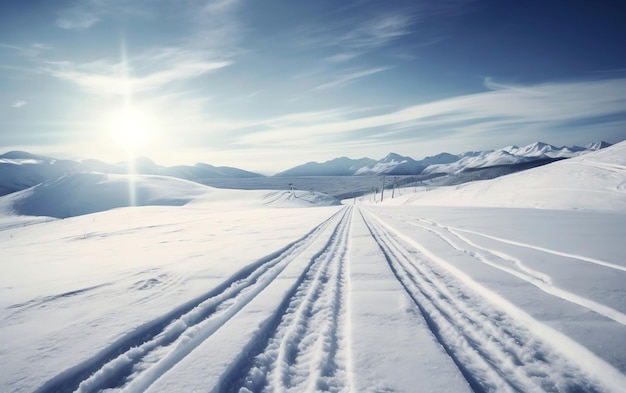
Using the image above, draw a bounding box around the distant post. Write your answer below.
[381,176,386,202]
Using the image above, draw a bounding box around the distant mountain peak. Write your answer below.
[0,151,46,160]
[586,141,612,150]
[381,152,408,162]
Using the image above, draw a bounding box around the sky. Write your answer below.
[1,0,626,173]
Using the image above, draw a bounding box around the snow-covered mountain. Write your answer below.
[0,141,614,197]
[0,152,264,196]
[422,142,598,175]
[378,140,626,212]
[276,141,612,177]
[275,157,377,177]
[355,153,425,175]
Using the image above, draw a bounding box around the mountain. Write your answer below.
[421,142,610,175]
[355,153,426,175]
[274,157,377,177]
[275,141,612,177]
[383,140,626,212]
[0,152,264,197]
[0,141,615,197]
[586,141,613,150]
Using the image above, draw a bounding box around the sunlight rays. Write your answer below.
[118,38,139,207]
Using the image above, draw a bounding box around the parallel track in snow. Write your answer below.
[360,207,613,393]
[402,216,626,325]
[34,208,348,393]
[223,206,353,393]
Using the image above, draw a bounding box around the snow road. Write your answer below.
[4,204,623,393]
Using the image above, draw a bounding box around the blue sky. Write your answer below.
[1,0,626,172]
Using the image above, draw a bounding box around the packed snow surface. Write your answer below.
[1,141,626,392]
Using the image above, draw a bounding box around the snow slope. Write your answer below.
[0,172,340,219]
[375,140,626,211]
[1,141,626,393]
[0,151,264,197]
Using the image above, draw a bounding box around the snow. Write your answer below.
[377,140,626,211]
[1,141,626,392]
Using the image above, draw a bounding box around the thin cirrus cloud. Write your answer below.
[11,100,27,108]
[339,13,414,49]
[56,8,100,30]
[45,59,232,95]
[234,78,626,146]
[314,67,391,90]
[54,0,154,30]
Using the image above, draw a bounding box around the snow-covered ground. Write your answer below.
[370,140,626,212]
[1,142,625,392]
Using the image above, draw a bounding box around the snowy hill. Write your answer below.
[0,152,264,197]
[377,140,626,212]
[0,173,339,219]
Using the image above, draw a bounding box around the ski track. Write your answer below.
[399,216,626,326]
[451,225,626,273]
[33,207,347,393]
[359,207,618,393]
[226,206,353,393]
[28,204,626,393]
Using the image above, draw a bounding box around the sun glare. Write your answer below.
[109,108,154,151]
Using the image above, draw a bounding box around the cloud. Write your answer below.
[11,100,26,108]
[56,9,99,30]
[340,13,414,49]
[314,67,391,90]
[41,37,235,95]
[325,52,362,63]
[54,0,157,30]
[0,43,51,57]
[233,78,626,146]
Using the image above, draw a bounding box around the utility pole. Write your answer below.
[381,176,386,202]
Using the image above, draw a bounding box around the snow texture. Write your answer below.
[1,140,625,393]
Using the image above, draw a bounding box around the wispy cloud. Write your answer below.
[339,13,414,49]
[325,52,362,63]
[233,78,626,146]
[56,8,99,30]
[55,0,155,30]
[314,66,391,90]
[43,0,242,95]
[44,56,232,95]
[0,43,52,57]
[11,100,26,108]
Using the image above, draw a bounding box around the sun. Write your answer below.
[109,107,155,151]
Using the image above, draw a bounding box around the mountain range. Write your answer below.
[0,141,613,197]
[274,141,611,177]
[0,151,262,197]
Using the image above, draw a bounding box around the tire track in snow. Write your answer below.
[360,207,625,393]
[224,206,353,393]
[401,217,626,326]
[34,207,347,393]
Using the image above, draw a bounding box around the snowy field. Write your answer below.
[1,142,625,392]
